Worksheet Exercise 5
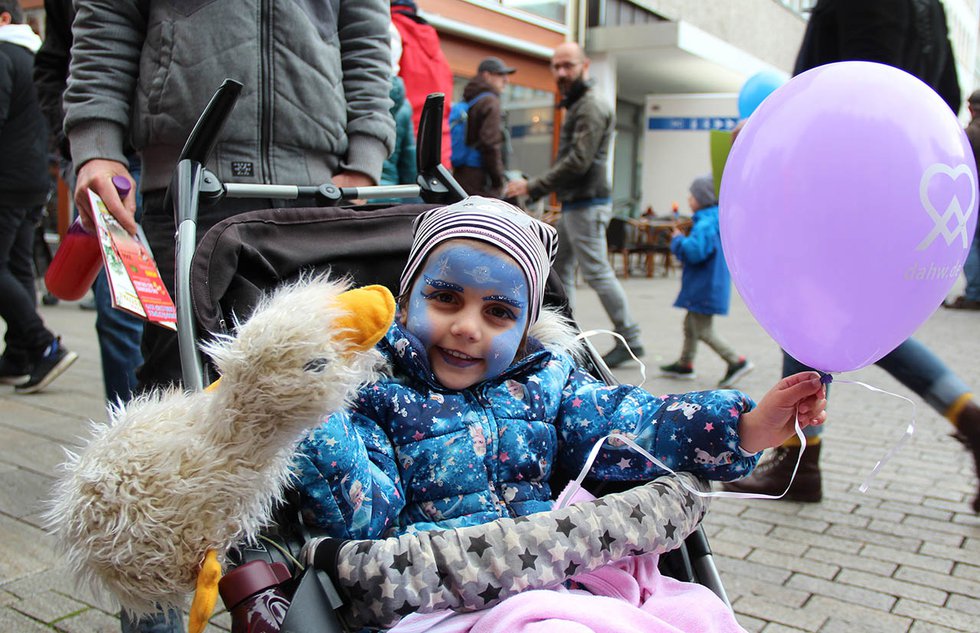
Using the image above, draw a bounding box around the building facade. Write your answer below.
[419,0,980,215]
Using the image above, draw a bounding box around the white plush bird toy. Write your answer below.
[46,277,395,631]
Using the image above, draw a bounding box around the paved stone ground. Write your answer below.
[1,268,977,632]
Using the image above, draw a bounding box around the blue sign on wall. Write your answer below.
[647,117,739,131]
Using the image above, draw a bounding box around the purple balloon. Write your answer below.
[720,62,977,373]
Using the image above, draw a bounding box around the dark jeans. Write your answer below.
[120,608,183,633]
[94,158,145,403]
[0,205,54,363]
[964,223,980,302]
[137,191,287,391]
[93,269,144,402]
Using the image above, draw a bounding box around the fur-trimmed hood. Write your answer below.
[527,305,588,362]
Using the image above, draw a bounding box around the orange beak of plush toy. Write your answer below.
[332,284,398,352]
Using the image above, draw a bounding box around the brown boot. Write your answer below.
[953,401,980,513]
[721,443,822,502]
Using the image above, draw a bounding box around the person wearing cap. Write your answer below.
[452,56,514,198]
[505,42,643,369]
[945,88,980,311]
[291,195,827,550]
[659,175,753,389]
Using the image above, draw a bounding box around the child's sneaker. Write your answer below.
[660,361,696,379]
[15,338,78,394]
[0,355,31,386]
[719,357,754,388]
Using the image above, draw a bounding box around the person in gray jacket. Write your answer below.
[505,42,643,369]
[63,0,396,390]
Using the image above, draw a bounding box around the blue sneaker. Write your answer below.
[15,337,78,394]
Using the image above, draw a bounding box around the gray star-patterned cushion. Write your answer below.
[322,473,709,629]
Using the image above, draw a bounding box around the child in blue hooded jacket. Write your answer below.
[293,196,826,540]
[661,174,754,388]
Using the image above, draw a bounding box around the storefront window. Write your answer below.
[499,1,566,24]
[452,77,555,180]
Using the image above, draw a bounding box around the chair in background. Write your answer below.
[606,216,635,277]
[630,219,676,277]
[609,216,691,278]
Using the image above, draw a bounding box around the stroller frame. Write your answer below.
[170,80,730,630]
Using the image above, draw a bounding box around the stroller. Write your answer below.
[172,81,730,632]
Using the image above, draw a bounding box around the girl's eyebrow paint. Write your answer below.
[483,294,525,309]
[423,276,463,292]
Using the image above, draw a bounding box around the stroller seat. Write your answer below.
[186,202,728,632]
[166,82,733,631]
[191,203,431,339]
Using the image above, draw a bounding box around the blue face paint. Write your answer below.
[406,241,529,388]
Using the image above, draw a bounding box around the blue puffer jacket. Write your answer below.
[293,312,758,540]
[670,205,732,315]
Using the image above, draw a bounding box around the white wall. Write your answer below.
[641,93,737,215]
[626,0,806,73]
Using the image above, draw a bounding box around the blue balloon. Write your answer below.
[738,71,786,119]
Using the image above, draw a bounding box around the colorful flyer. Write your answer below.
[89,190,177,330]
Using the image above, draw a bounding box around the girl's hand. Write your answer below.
[737,372,827,453]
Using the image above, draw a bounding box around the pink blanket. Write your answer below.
[389,552,747,633]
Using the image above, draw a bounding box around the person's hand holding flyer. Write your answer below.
[89,189,176,330]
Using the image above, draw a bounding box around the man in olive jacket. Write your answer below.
[506,42,643,368]
[63,0,395,390]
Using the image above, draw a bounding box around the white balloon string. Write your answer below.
[557,375,915,505]
[575,329,647,388]
[557,413,808,508]
[830,377,917,492]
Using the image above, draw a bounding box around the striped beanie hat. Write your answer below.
[399,196,559,325]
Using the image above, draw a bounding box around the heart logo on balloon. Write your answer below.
[916,162,976,251]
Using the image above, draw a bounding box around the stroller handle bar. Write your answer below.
[221,182,422,201]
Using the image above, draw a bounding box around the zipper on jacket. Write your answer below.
[259,0,273,182]
[469,387,513,516]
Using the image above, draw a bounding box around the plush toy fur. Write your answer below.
[46,277,393,615]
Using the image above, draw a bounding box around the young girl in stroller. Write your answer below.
[291,196,828,630]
